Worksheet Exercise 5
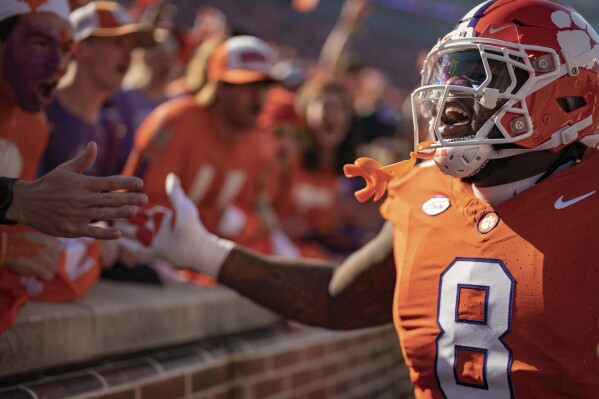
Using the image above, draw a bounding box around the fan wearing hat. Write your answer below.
[40,1,154,177]
[124,35,298,256]
[0,0,148,333]
[0,0,148,239]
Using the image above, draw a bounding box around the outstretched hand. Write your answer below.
[6,142,149,240]
[116,174,233,277]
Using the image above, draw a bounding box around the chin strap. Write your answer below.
[490,115,594,160]
[343,141,435,202]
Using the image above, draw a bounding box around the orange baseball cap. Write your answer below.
[207,35,276,84]
[70,1,154,47]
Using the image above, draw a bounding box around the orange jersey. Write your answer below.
[0,87,99,333]
[0,92,48,183]
[124,96,278,252]
[0,237,100,298]
[380,151,599,399]
[291,167,339,236]
[0,89,49,332]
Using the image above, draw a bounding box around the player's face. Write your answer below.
[0,13,73,112]
[305,89,351,151]
[422,49,511,141]
[78,35,136,93]
[218,81,270,129]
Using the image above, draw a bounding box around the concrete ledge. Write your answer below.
[0,280,280,378]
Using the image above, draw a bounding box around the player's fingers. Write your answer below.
[166,174,185,208]
[166,173,198,225]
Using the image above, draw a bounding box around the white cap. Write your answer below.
[0,0,70,25]
[70,1,154,47]
[207,35,275,84]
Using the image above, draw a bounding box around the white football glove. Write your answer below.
[116,174,234,278]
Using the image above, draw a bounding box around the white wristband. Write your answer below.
[184,231,235,278]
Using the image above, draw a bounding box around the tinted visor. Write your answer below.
[426,49,511,93]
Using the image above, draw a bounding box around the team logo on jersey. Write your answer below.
[477,211,500,234]
[422,195,450,216]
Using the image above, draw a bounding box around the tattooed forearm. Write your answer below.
[218,223,396,330]
[219,247,336,327]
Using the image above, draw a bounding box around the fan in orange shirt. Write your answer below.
[287,80,383,259]
[0,1,100,333]
[124,35,296,256]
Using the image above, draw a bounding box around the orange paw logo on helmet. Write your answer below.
[17,0,50,11]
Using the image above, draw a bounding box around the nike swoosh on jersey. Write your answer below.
[554,191,596,209]
[489,26,508,34]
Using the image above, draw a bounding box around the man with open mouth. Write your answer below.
[118,0,599,398]
[0,0,151,333]
[0,0,148,240]
[39,0,154,178]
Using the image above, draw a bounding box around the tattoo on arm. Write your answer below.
[218,222,396,330]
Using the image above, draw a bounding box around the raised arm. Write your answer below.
[318,0,372,77]
[118,174,395,330]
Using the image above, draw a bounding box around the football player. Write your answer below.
[119,0,599,397]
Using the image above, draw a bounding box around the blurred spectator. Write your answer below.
[278,80,382,259]
[165,6,229,97]
[39,1,154,177]
[258,59,308,217]
[112,28,180,170]
[181,6,228,66]
[353,67,400,142]
[124,35,297,257]
[318,0,371,78]
[38,1,154,281]
[68,0,91,12]
[0,0,72,334]
[177,34,224,97]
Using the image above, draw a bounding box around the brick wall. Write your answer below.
[0,324,415,399]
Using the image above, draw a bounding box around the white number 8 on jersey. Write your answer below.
[436,258,515,399]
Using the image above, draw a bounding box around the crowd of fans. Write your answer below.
[0,0,420,333]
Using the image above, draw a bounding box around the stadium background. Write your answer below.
[123,0,599,90]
